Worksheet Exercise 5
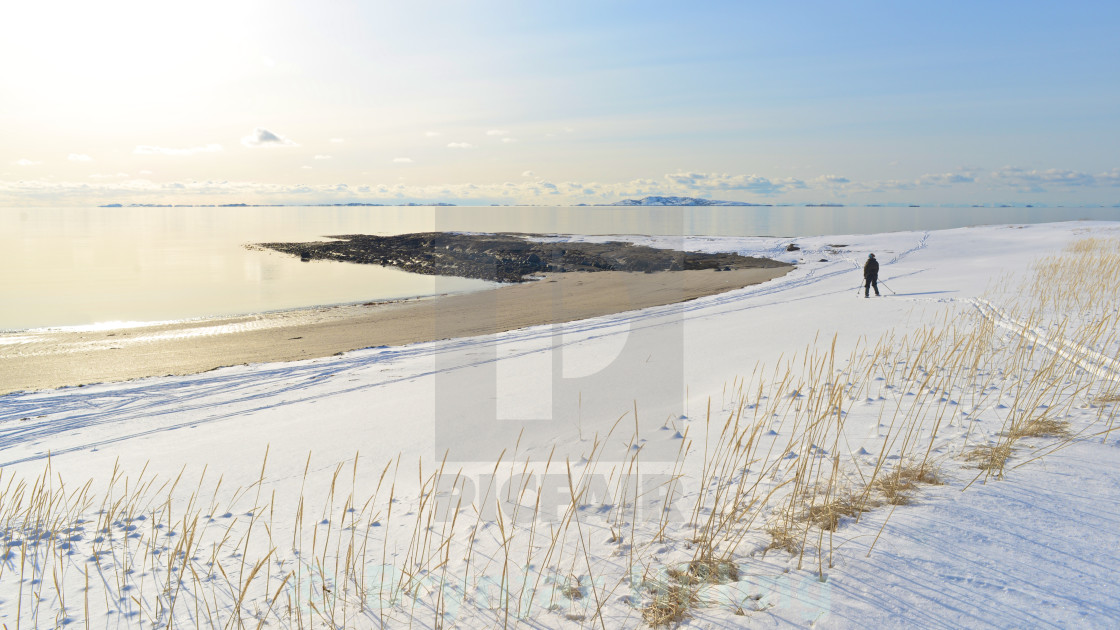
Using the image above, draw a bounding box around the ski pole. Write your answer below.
[878,280,897,295]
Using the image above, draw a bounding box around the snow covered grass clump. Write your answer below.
[1,233,1119,627]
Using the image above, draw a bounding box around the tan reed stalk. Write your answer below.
[564,460,607,630]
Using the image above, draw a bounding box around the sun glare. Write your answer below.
[4,1,265,116]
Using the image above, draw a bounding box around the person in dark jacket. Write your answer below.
[863,253,880,297]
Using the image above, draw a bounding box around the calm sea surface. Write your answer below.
[2,205,1116,331]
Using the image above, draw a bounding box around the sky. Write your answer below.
[1,0,1118,207]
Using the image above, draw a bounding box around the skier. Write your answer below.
[863,253,880,298]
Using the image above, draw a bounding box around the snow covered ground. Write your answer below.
[1,221,1119,628]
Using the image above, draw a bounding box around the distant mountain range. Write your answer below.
[606,196,769,206]
[100,196,769,208]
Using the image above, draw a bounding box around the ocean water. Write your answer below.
[1,205,1116,330]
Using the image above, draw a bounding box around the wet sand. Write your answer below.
[0,267,790,394]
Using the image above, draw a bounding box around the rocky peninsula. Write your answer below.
[254,232,790,283]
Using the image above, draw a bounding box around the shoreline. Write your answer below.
[0,267,791,395]
[0,282,493,336]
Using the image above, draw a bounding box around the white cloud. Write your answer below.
[15,158,41,166]
[68,153,93,161]
[813,174,851,186]
[501,137,517,144]
[918,172,976,186]
[89,172,129,179]
[313,155,332,160]
[663,171,805,195]
[301,165,312,170]
[486,129,509,136]
[139,170,153,175]
[447,142,473,149]
[134,144,223,156]
[867,179,916,192]
[392,157,413,163]
[425,131,441,137]
[6,164,1116,206]
[1097,168,1120,186]
[329,138,345,143]
[814,168,981,195]
[991,166,1097,191]
[241,128,298,148]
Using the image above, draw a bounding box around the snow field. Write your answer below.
[0,222,1118,628]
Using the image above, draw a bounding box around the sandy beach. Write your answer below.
[0,267,789,394]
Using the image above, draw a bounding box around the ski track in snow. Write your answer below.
[973,298,1120,379]
[816,433,1120,629]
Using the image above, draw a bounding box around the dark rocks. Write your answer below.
[255,232,792,283]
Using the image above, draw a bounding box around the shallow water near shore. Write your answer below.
[2,204,1115,330]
